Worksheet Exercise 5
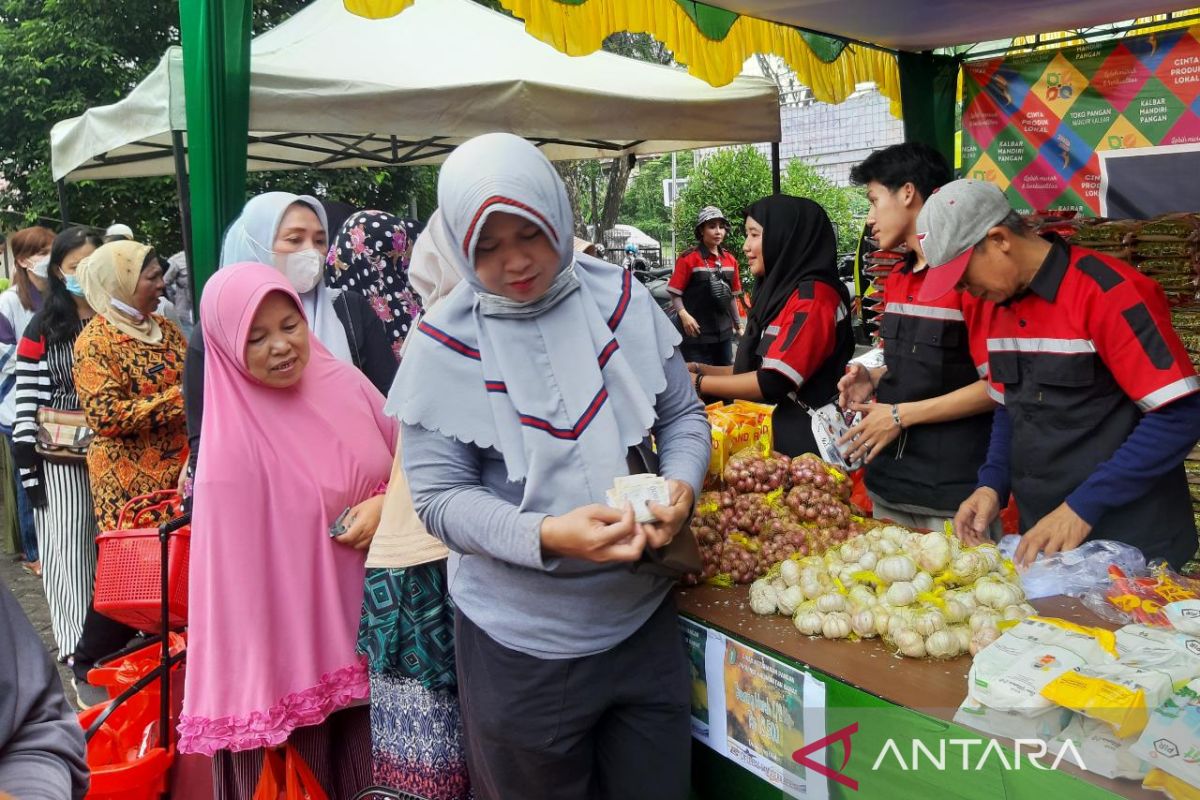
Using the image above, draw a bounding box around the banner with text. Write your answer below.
[680,620,829,800]
[961,26,1200,216]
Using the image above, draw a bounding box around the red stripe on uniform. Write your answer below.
[518,387,608,440]
[418,322,481,361]
[607,270,632,331]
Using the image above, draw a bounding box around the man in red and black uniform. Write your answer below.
[919,180,1200,568]
[838,144,996,532]
[669,206,742,366]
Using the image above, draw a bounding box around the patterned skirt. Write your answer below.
[359,563,471,800]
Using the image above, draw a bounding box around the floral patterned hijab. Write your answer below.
[327,211,423,362]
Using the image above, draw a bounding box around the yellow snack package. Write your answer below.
[1041,670,1154,739]
[723,400,775,456]
[1144,768,1200,800]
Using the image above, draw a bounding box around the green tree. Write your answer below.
[0,0,436,253]
[619,152,692,257]
[674,146,867,287]
[781,159,867,253]
[673,146,772,273]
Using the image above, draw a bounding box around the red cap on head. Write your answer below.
[917,245,973,302]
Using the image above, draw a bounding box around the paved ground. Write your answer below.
[2,549,80,707]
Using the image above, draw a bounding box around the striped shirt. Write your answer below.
[11,314,87,504]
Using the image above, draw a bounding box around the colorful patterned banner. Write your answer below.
[962,26,1200,216]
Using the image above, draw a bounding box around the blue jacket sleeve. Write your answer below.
[976,405,1013,500]
[1066,391,1200,526]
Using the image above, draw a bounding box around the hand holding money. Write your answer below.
[606,473,672,523]
[608,476,695,550]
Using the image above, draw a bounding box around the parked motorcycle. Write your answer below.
[628,261,675,315]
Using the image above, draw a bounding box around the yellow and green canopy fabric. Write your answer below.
[344,0,904,117]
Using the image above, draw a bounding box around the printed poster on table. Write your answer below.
[961,25,1200,215]
[679,620,829,800]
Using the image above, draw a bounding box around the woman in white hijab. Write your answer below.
[182,192,397,486]
[393,134,710,800]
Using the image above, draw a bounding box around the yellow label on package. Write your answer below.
[1041,671,1150,739]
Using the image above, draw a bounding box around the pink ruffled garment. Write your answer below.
[178,263,398,756]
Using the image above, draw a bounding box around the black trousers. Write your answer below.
[680,339,733,367]
[454,595,691,800]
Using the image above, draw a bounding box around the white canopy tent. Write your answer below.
[49,0,780,182]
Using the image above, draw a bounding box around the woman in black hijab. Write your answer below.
[688,194,854,456]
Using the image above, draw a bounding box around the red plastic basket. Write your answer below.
[94,492,190,631]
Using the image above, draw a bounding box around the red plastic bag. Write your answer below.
[849,468,872,516]
[252,745,328,800]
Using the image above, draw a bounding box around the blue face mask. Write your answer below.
[63,274,86,298]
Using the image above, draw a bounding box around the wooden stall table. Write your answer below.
[678,585,1159,800]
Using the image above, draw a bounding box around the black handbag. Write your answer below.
[708,269,733,305]
[626,442,702,578]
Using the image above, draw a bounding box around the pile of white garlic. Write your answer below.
[748,525,1034,659]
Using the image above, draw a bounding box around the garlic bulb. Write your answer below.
[1017,603,1037,617]
[837,568,860,587]
[794,610,825,636]
[951,551,987,584]
[816,593,848,614]
[780,559,802,588]
[777,585,805,616]
[876,540,900,556]
[873,607,893,637]
[893,629,927,658]
[822,612,853,639]
[749,579,779,615]
[945,589,978,615]
[974,577,1024,610]
[912,571,934,594]
[800,580,825,601]
[913,609,947,636]
[950,624,971,653]
[888,613,916,640]
[881,526,908,544]
[885,581,918,607]
[944,599,969,625]
[877,555,918,583]
[857,551,879,572]
[916,533,951,573]
[840,539,868,563]
[852,609,877,638]
[925,629,962,659]
[799,566,823,586]
[969,626,1001,656]
[1001,604,1028,621]
[770,577,788,596]
[848,585,878,610]
[977,545,1002,573]
[969,609,1000,632]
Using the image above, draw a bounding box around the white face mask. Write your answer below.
[275,249,323,294]
[27,255,50,279]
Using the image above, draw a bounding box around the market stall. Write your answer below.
[678,586,1158,800]
[662,396,1200,800]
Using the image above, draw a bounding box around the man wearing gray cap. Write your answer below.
[918,179,1200,569]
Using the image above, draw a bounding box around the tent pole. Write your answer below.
[178,0,253,301]
[171,129,197,318]
[771,142,781,194]
[56,180,70,226]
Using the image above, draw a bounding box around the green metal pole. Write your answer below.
[178,0,253,300]
[898,51,960,169]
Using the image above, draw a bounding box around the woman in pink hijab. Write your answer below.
[178,262,398,799]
